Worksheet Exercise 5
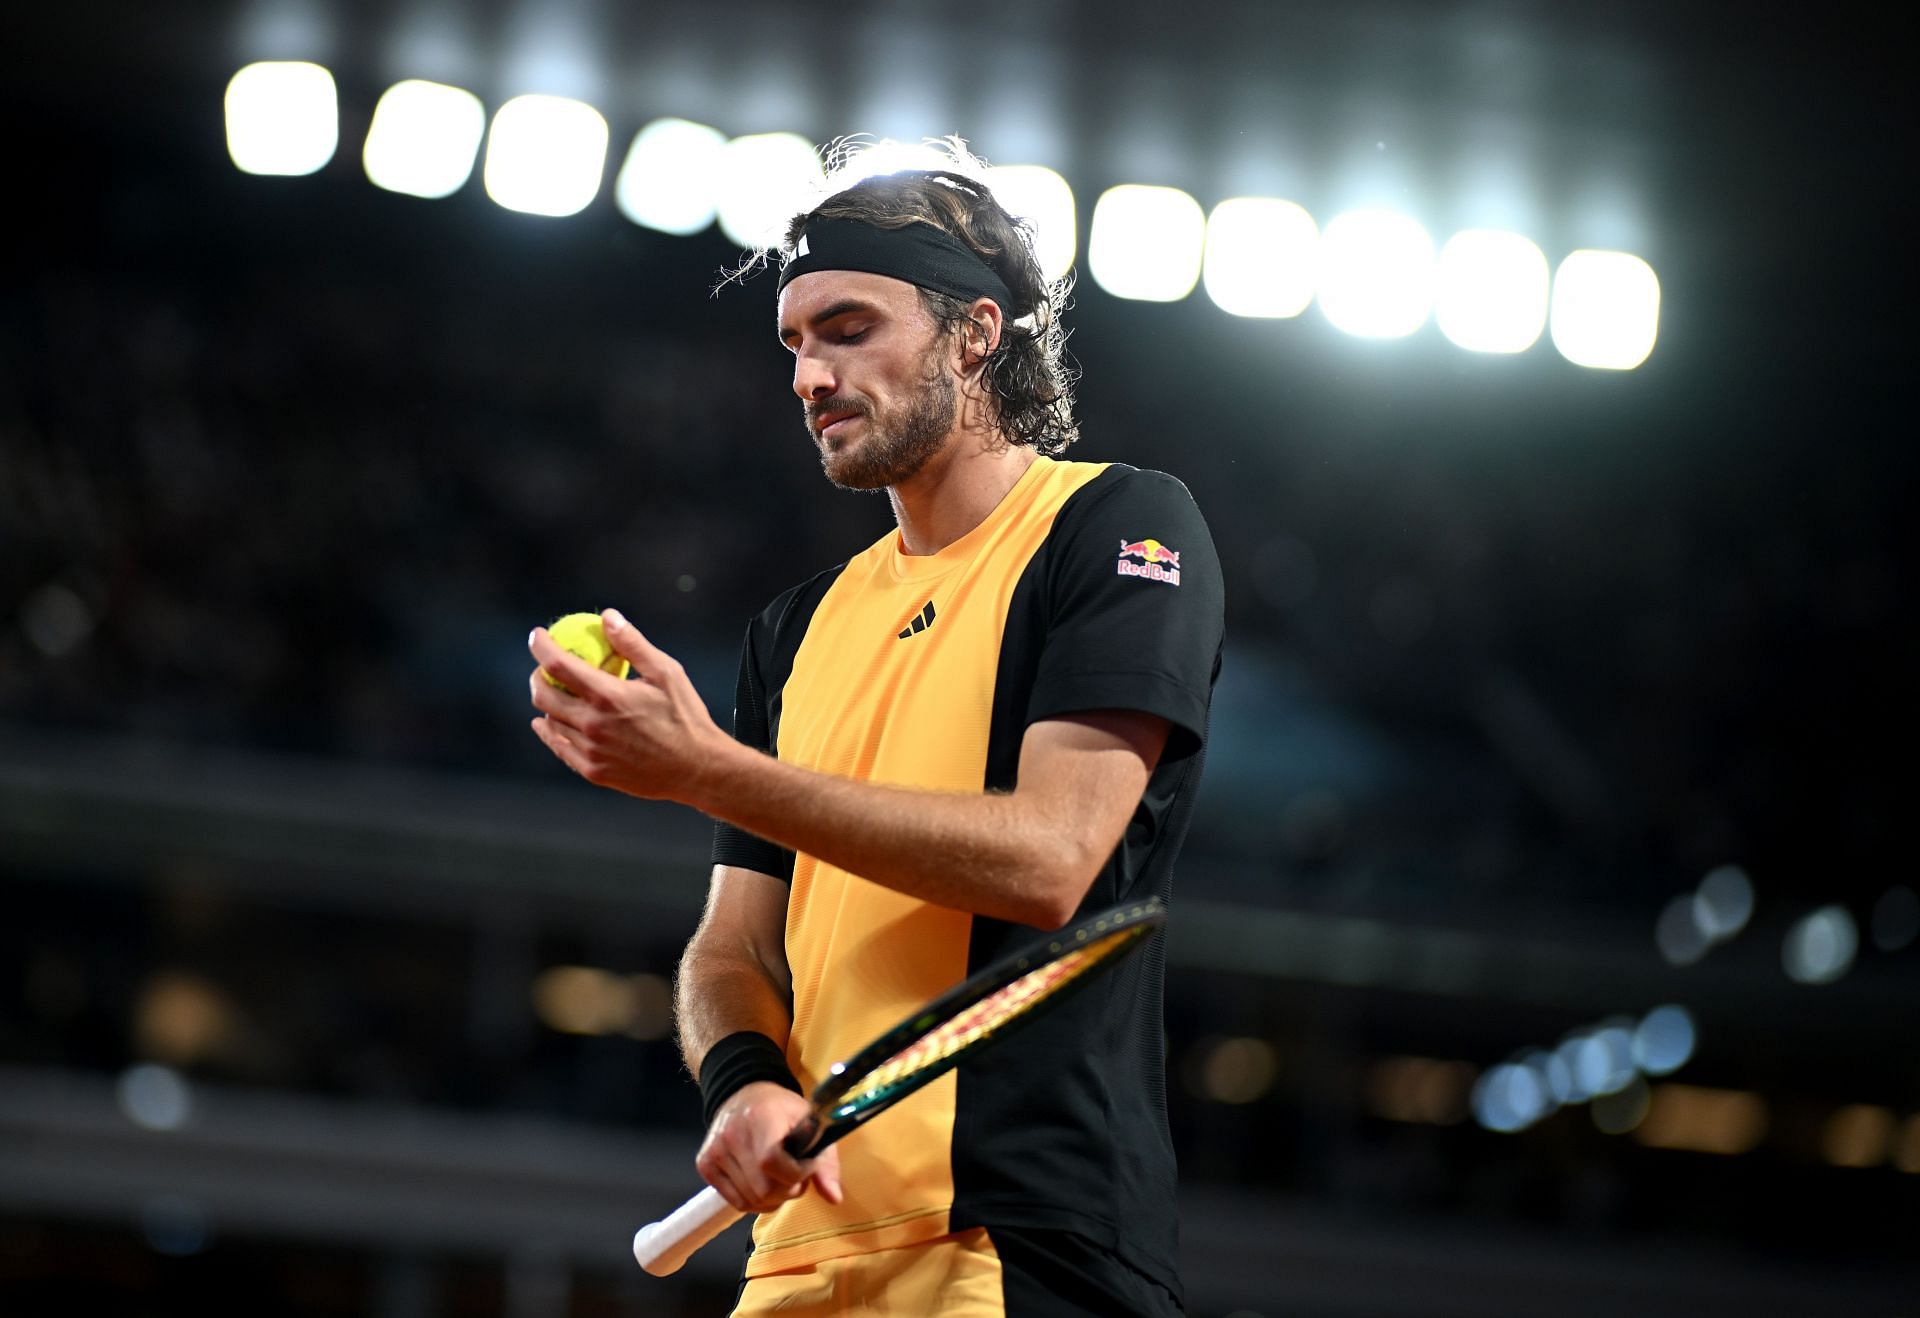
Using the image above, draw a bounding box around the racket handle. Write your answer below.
[631,1185,742,1276]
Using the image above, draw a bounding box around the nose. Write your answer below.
[792,345,836,402]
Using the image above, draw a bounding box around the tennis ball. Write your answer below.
[542,612,631,692]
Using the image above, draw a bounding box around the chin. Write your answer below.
[822,452,894,492]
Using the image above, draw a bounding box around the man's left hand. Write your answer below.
[528,608,732,803]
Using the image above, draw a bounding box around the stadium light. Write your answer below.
[1087,184,1205,303]
[834,138,956,188]
[1202,197,1318,319]
[716,132,827,250]
[985,164,1077,283]
[224,61,338,176]
[362,80,485,200]
[482,94,609,218]
[1435,229,1548,353]
[1549,250,1661,369]
[615,117,728,235]
[1317,209,1436,339]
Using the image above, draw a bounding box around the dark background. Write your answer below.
[2,2,1914,1314]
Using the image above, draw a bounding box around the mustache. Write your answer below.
[805,395,871,430]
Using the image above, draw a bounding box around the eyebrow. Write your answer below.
[777,298,880,347]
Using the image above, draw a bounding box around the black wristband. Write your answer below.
[698,1030,802,1129]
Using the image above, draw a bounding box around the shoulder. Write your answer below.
[746,560,853,644]
[1056,463,1209,524]
[1049,463,1216,560]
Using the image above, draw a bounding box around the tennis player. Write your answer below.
[528,143,1223,1315]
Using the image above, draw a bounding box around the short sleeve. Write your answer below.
[710,620,797,879]
[1027,468,1225,761]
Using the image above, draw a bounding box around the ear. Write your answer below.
[961,296,1004,365]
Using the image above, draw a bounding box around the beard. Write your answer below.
[807,354,958,492]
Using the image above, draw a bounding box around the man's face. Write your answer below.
[777,270,958,491]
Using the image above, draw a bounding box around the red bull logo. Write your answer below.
[1117,537,1181,585]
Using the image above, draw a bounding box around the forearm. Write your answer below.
[675,942,793,1078]
[690,741,1091,929]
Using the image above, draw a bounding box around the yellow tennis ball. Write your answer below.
[542,612,631,692]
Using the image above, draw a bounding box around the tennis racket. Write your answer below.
[632,896,1167,1276]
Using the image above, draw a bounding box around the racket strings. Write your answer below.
[846,926,1141,1101]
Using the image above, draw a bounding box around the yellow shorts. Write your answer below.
[733,1228,1004,1317]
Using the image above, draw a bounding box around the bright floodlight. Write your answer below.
[362,80,485,199]
[1203,197,1318,319]
[1550,250,1661,369]
[986,164,1077,283]
[1435,229,1548,353]
[835,138,957,188]
[716,132,826,250]
[225,62,338,176]
[615,118,727,235]
[482,94,609,218]
[1087,184,1205,303]
[1317,210,1436,338]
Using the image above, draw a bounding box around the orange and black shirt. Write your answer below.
[711,457,1224,1298]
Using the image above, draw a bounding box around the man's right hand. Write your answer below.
[695,1081,845,1214]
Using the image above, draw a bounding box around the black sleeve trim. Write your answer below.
[1027,667,1211,752]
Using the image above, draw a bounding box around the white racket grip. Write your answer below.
[632,1184,745,1276]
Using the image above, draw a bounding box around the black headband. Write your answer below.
[776,216,1021,315]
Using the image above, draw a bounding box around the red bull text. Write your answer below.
[1117,537,1181,585]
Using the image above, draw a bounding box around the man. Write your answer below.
[528,149,1223,1315]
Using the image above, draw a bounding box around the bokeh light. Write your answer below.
[1434,229,1548,353]
[362,79,486,199]
[1203,197,1319,319]
[1895,1114,1920,1173]
[1364,1055,1476,1124]
[117,1064,192,1132]
[1088,184,1207,303]
[481,94,609,217]
[1575,1025,1636,1097]
[225,61,338,176]
[715,132,827,249]
[1693,865,1755,941]
[532,967,671,1039]
[614,117,728,235]
[1473,1062,1549,1132]
[1196,1036,1281,1104]
[1821,1104,1895,1168]
[1316,209,1436,339]
[1655,892,1709,966]
[1634,1084,1768,1155]
[985,164,1078,283]
[1549,249,1661,369]
[1783,905,1859,985]
[1631,1005,1696,1076]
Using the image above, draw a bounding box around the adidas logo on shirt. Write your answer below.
[896,600,936,639]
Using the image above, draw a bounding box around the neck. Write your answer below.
[887,427,1038,556]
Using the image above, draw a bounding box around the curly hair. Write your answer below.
[770,146,1079,454]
